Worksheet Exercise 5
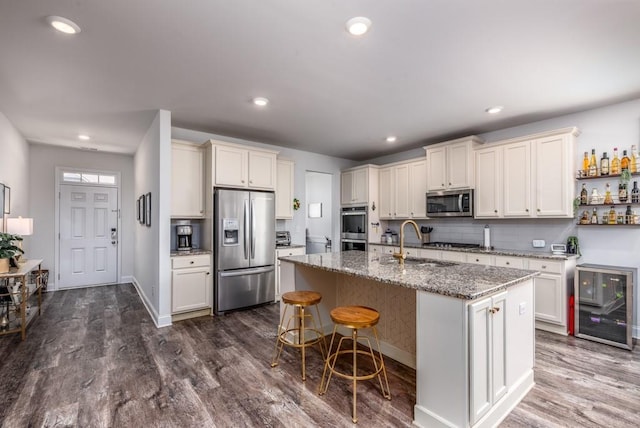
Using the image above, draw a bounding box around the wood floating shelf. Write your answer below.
[579,203,640,207]
[575,171,640,180]
[576,223,640,226]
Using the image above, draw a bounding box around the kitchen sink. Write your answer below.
[380,257,456,267]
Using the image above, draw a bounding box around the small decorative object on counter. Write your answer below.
[293,198,300,211]
[621,149,631,171]
[604,183,614,205]
[631,145,638,173]
[600,152,610,175]
[611,147,621,175]
[580,211,590,224]
[618,182,628,203]
[589,188,600,205]
[581,151,590,176]
[566,236,580,256]
[592,208,600,224]
[625,205,633,224]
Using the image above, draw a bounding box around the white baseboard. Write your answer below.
[131,276,171,328]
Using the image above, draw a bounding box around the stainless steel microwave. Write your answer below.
[426,189,474,217]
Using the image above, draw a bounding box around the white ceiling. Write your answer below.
[1,0,640,161]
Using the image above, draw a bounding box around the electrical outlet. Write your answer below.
[532,239,545,248]
[519,302,526,315]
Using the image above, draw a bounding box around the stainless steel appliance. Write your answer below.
[176,225,193,251]
[426,189,474,217]
[214,189,276,314]
[341,206,367,251]
[276,231,291,247]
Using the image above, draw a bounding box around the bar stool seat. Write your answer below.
[271,291,326,381]
[318,305,391,423]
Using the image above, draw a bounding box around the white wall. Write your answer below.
[28,144,135,288]
[0,112,30,239]
[171,127,356,248]
[134,110,172,327]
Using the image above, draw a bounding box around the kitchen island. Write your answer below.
[279,250,539,428]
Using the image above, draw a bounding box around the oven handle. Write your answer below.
[458,194,463,212]
[341,212,367,216]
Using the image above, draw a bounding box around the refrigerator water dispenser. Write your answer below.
[222,218,239,245]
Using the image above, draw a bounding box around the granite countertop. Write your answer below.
[371,242,579,260]
[280,251,539,300]
[170,249,212,257]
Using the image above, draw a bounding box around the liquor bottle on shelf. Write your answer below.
[625,205,632,224]
[580,183,588,205]
[611,148,621,175]
[582,151,590,176]
[593,207,601,224]
[631,145,638,174]
[619,182,628,203]
[588,149,598,176]
[608,206,617,224]
[604,183,613,205]
[621,150,631,171]
[632,181,639,203]
[600,152,610,175]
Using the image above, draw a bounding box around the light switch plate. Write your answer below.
[532,239,545,248]
[519,302,526,315]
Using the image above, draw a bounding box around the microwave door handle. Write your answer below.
[244,199,250,260]
[458,194,463,212]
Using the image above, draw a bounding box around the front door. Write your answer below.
[59,185,118,288]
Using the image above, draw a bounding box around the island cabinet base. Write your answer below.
[414,279,535,428]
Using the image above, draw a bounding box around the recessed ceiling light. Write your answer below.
[485,106,504,114]
[78,134,91,140]
[252,97,269,107]
[46,16,81,34]
[386,136,397,143]
[346,17,372,36]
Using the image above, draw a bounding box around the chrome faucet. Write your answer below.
[393,220,422,265]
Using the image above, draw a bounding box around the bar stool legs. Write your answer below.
[318,306,391,423]
[271,291,327,381]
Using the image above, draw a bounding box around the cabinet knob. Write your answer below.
[250,180,253,184]
[241,180,245,183]
[441,183,445,187]
[541,265,547,269]
[449,182,451,186]
[490,307,501,314]
[537,208,541,212]
[206,272,210,275]
[506,261,510,265]
[410,212,414,216]
[494,209,498,213]
[190,261,194,264]
[475,258,480,262]
[526,209,529,212]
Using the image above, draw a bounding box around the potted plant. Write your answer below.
[0,232,23,273]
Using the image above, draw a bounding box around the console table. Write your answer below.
[0,259,43,340]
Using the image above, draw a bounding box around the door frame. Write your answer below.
[54,167,122,291]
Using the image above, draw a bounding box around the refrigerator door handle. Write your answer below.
[243,199,250,260]
[251,199,256,259]
[219,266,275,277]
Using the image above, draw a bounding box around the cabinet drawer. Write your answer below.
[528,259,562,274]
[276,247,306,258]
[494,256,525,269]
[441,251,467,262]
[172,255,211,269]
[419,248,441,260]
[467,253,493,265]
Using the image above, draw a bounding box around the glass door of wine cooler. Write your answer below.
[575,264,635,350]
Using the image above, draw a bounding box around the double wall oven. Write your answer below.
[341,206,367,251]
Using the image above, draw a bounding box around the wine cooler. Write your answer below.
[575,264,635,350]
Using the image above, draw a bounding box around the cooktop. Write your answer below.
[423,242,482,249]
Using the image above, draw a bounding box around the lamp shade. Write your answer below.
[7,217,33,236]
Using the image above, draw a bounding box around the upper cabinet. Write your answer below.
[425,136,484,191]
[276,159,294,219]
[207,140,278,190]
[378,158,427,219]
[171,140,205,218]
[474,127,578,219]
[341,165,378,206]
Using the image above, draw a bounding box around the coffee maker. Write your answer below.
[176,225,193,251]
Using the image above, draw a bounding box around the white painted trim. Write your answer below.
[54,166,122,291]
[132,276,172,328]
[120,275,133,284]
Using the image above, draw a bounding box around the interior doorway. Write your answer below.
[305,171,333,254]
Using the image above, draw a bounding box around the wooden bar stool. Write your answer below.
[271,291,327,381]
[318,305,391,423]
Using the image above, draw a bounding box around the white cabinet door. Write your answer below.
[426,146,447,191]
[276,159,294,219]
[469,291,507,425]
[535,134,573,217]
[215,145,248,187]
[172,266,211,313]
[475,147,502,218]
[441,251,467,262]
[394,163,410,218]
[467,253,493,265]
[248,151,277,189]
[533,274,563,324]
[409,160,427,218]
[341,170,354,205]
[275,247,305,300]
[503,142,532,217]
[378,167,393,219]
[448,141,473,189]
[171,142,204,218]
[352,168,369,204]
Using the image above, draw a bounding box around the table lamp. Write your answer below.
[7,217,33,261]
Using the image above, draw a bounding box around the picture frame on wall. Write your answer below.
[145,192,151,227]
[139,195,146,225]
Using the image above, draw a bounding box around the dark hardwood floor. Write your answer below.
[0,284,638,427]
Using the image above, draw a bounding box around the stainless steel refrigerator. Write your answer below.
[214,188,276,314]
